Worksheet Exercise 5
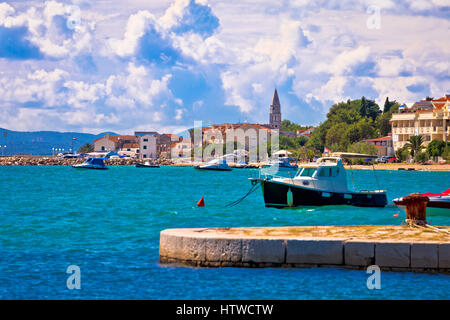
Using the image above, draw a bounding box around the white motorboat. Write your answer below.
[135,161,160,168]
[72,157,108,170]
[194,158,232,171]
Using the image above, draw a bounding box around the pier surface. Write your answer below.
[159,226,450,273]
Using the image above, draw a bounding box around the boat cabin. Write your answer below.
[290,157,348,193]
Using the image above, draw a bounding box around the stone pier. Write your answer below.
[159,226,450,273]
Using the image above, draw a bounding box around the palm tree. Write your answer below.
[404,135,424,157]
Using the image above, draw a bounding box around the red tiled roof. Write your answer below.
[122,143,139,149]
[94,135,137,143]
[433,102,445,110]
[362,136,392,142]
[432,96,449,102]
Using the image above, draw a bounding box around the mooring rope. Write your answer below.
[225,183,261,207]
[410,223,450,235]
[371,162,381,191]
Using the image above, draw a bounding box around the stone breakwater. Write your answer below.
[0,156,173,166]
[159,226,450,273]
[0,156,265,168]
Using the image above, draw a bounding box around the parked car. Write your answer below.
[387,157,400,163]
[375,156,390,163]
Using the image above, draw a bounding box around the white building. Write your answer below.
[138,134,157,159]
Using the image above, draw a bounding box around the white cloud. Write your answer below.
[314,46,371,76]
[108,10,157,57]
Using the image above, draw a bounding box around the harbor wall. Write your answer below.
[159,228,450,273]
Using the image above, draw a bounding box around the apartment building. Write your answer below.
[390,95,449,150]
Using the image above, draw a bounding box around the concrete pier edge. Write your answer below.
[159,228,450,273]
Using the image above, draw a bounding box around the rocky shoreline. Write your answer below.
[1,156,449,171]
[0,156,172,166]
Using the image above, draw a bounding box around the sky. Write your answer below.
[0,0,449,135]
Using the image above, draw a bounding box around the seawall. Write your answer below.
[159,226,450,273]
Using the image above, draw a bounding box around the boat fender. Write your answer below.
[287,188,293,207]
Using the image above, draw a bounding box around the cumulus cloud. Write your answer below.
[0,0,449,133]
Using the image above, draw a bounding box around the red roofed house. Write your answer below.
[362,135,394,157]
[94,132,157,159]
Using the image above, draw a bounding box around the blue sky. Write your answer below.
[0,0,449,134]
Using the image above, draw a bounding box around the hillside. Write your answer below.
[0,128,117,156]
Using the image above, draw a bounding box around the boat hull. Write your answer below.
[135,163,160,168]
[393,196,450,216]
[72,165,107,170]
[194,165,232,171]
[253,178,387,208]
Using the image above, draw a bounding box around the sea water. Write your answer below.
[0,166,449,299]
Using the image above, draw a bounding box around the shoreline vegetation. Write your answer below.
[1,156,449,171]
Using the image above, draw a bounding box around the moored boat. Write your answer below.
[135,161,160,168]
[194,158,232,171]
[72,157,108,170]
[262,156,298,176]
[250,153,387,208]
[393,189,450,216]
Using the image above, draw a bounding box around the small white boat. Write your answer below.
[194,158,232,171]
[393,189,450,216]
[263,157,298,171]
[135,161,160,168]
[72,157,107,170]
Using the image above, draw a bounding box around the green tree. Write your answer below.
[326,123,350,151]
[281,120,312,133]
[426,140,446,158]
[396,146,410,162]
[347,141,377,155]
[383,97,399,113]
[346,118,376,143]
[279,135,308,150]
[404,135,425,157]
[414,152,429,164]
[78,143,94,154]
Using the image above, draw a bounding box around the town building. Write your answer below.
[93,132,161,158]
[390,95,449,150]
[361,135,394,157]
[93,134,137,153]
[202,123,272,152]
[171,137,192,158]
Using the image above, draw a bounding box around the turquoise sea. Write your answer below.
[0,165,449,299]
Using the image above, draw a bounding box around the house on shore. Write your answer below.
[93,132,157,159]
[390,94,449,150]
[361,135,394,157]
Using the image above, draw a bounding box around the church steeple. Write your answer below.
[269,89,281,129]
[271,89,280,107]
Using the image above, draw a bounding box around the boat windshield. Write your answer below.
[298,167,317,177]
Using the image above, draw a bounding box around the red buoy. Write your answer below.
[197,196,205,207]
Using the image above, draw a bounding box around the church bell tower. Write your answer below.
[269,89,281,129]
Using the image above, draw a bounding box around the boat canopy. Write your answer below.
[87,157,106,166]
[330,152,377,159]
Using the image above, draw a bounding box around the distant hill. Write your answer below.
[0,128,117,156]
